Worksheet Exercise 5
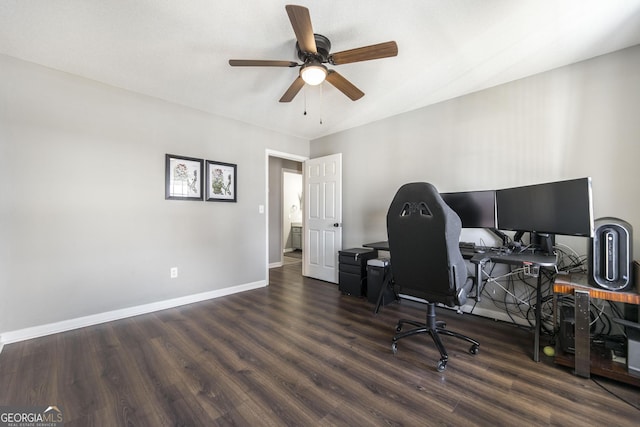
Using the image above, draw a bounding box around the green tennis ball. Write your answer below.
[543,346,555,357]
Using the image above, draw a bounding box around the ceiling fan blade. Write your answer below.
[229,59,298,67]
[326,70,364,101]
[329,41,398,65]
[279,76,305,103]
[285,5,317,53]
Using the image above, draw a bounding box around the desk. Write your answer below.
[364,240,480,261]
[472,251,556,362]
[364,241,556,362]
[553,273,640,385]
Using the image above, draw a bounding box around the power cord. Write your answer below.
[591,377,640,411]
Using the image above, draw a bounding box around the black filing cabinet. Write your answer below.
[338,248,378,296]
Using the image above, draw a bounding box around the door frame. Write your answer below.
[265,149,308,281]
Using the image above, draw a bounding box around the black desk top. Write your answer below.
[364,241,556,267]
[471,250,557,267]
[363,241,389,251]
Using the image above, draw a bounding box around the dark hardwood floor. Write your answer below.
[0,262,638,426]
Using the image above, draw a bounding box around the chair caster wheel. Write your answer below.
[395,323,402,332]
[391,342,398,354]
[469,344,479,355]
[436,360,447,372]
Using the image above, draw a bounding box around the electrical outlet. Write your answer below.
[170,267,178,278]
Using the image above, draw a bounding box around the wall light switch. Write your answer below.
[170,267,178,278]
[259,205,265,214]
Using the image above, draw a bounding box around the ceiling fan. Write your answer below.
[229,4,398,102]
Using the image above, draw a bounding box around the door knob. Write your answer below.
[333,223,341,227]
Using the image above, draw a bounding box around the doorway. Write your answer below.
[265,151,343,283]
[282,169,303,264]
[266,150,306,271]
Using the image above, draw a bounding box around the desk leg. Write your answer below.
[475,262,484,302]
[552,292,557,335]
[574,290,591,378]
[374,271,391,314]
[534,272,542,362]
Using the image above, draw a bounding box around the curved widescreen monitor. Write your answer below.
[441,190,497,229]
[496,177,594,237]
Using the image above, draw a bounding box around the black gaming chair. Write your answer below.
[387,182,479,371]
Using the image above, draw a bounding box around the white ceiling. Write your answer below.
[2,1,640,140]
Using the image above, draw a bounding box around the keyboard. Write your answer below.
[459,242,500,254]
[459,242,476,250]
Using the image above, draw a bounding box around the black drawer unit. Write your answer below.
[338,248,378,296]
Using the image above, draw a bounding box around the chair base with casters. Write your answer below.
[391,302,480,372]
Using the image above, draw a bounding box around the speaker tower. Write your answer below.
[589,217,633,291]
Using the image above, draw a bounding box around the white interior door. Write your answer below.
[303,153,342,283]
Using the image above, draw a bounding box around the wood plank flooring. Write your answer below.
[0,262,638,426]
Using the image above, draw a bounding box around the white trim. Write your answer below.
[0,280,267,349]
[266,150,308,163]
[269,262,283,268]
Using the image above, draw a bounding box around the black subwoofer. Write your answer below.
[589,217,633,291]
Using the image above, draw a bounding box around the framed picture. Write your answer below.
[206,160,237,202]
[165,154,204,200]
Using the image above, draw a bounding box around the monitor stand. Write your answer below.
[489,228,509,247]
[532,232,555,255]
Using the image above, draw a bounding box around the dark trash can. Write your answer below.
[367,257,395,306]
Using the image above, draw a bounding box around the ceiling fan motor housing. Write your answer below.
[297,33,331,63]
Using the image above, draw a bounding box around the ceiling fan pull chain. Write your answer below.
[303,85,307,116]
[319,84,323,125]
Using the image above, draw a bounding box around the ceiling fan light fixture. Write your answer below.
[300,62,327,85]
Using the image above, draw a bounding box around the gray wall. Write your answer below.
[0,54,309,335]
[311,45,640,259]
[2,43,638,338]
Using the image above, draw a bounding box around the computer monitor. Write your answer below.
[441,190,497,229]
[496,177,594,238]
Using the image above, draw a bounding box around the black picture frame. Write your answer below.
[165,154,204,200]
[206,160,237,202]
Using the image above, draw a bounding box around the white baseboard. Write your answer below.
[269,261,283,268]
[0,280,267,351]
